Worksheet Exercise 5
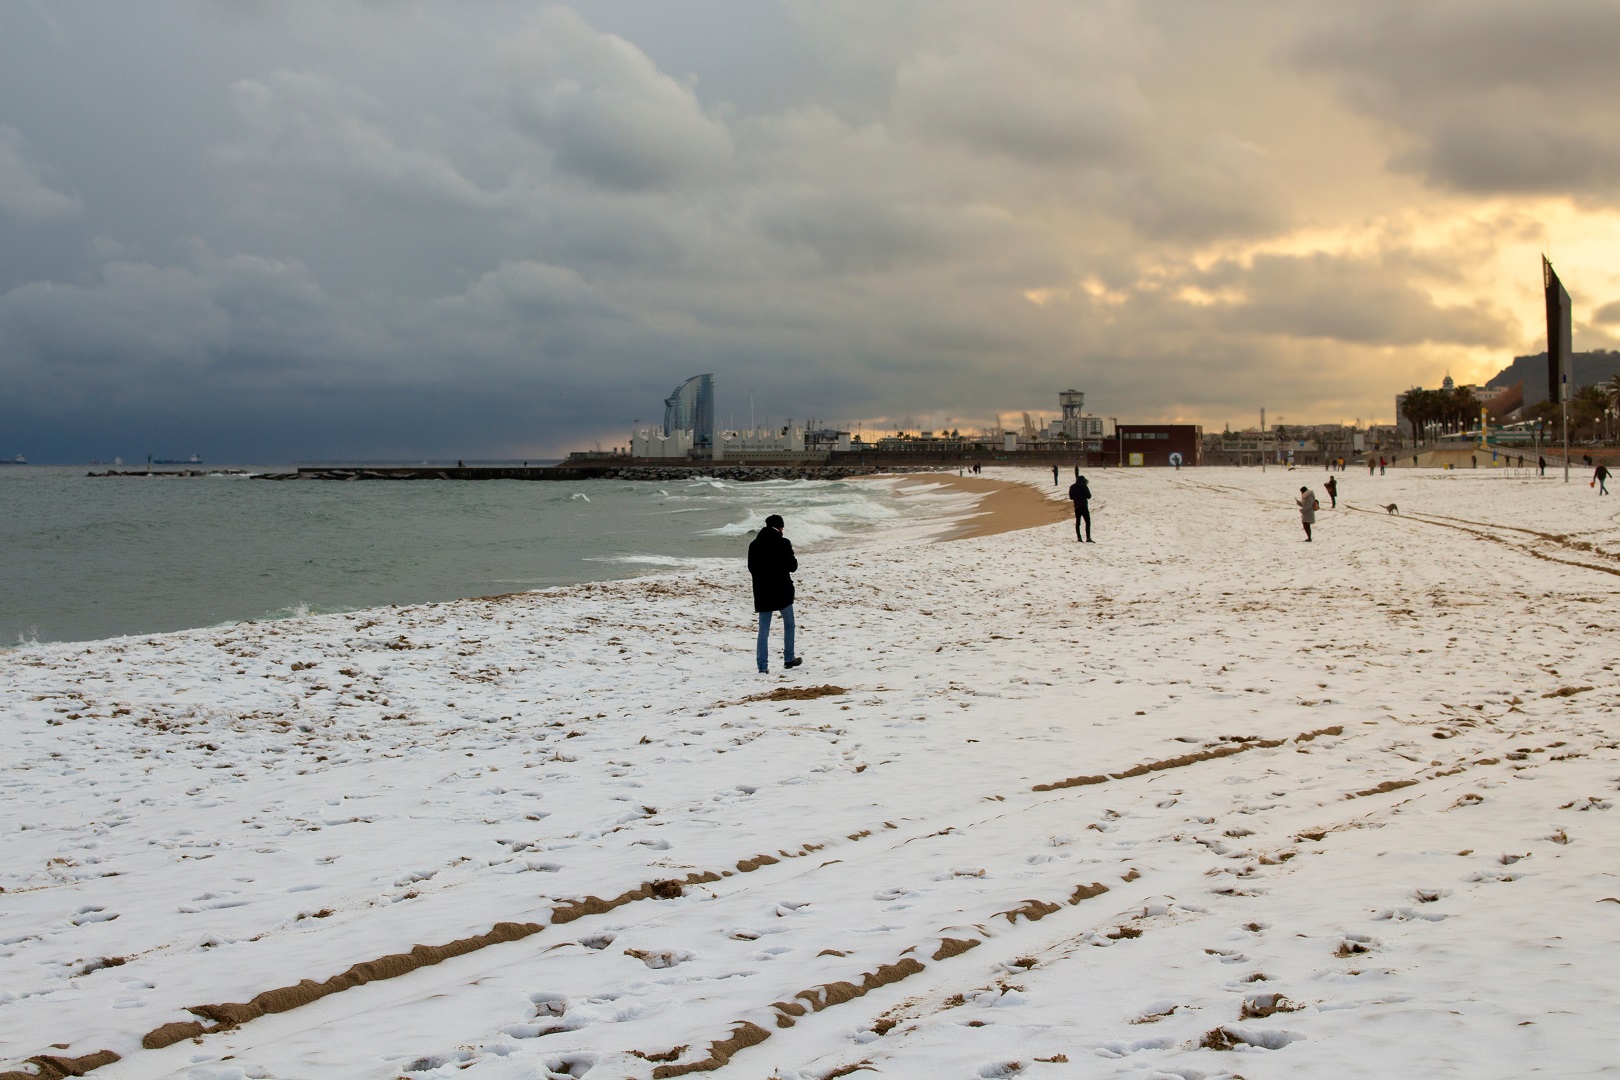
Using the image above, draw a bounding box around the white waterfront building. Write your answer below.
[629,428,695,459]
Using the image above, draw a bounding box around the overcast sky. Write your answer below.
[3,0,1620,462]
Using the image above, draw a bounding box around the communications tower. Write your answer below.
[1059,389,1085,438]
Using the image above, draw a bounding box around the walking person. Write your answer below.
[1368,457,1375,475]
[748,514,803,673]
[1380,456,1387,475]
[1068,474,1093,543]
[1595,463,1610,495]
[1539,455,1547,477]
[1052,464,1059,486]
[1324,475,1338,509]
[1297,486,1318,542]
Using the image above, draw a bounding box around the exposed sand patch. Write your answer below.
[0,1050,121,1080]
[644,879,1111,1076]
[742,684,849,703]
[1031,727,1343,792]
[885,474,1072,540]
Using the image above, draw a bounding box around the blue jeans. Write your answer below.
[757,605,795,671]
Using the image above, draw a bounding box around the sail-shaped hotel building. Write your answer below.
[663,374,715,447]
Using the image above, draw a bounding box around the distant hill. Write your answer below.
[1486,349,1620,408]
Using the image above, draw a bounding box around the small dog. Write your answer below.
[1381,503,1399,515]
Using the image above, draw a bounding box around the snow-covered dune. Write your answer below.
[4,467,1618,1079]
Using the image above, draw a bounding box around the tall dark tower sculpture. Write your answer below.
[1544,257,1572,482]
[1544,256,1571,404]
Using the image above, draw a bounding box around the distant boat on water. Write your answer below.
[153,453,203,465]
[0,453,24,465]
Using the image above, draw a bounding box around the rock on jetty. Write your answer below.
[87,469,248,478]
[593,465,893,482]
[246,464,946,482]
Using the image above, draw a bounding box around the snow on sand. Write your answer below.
[3,467,1620,1079]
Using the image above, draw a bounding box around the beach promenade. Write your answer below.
[3,468,1619,1079]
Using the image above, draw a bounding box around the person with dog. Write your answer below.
[1297,486,1319,542]
[748,514,803,673]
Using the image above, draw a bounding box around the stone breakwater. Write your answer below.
[239,465,947,482]
[593,465,912,482]
[87,464,952,482]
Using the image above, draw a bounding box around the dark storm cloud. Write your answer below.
[1594,300,1620,326]
[505,8,734,192]
[892,22,1143,166]
[1294,0,1620,199]
[0,125,81,222]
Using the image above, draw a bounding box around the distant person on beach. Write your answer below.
[1068,475,1093,543]
[1595,463,1610,495]
[1539,455,1547,476]
[1297,486,1318,542]
[1052,465,1059,486]
[748,514,803,674]
[1324,475,1338,508]
[1380,457,1387,475]
[1368,458,1375,475]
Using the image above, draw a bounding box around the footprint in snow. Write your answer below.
[1374,906,1447,922]
[624,947,694,969]
[873,887,917,901]
[70,907,120,926]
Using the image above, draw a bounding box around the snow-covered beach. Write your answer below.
[4,466,1619,1080]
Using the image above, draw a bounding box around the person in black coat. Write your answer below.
[748,514,802,673]
[1068,475,1093,542]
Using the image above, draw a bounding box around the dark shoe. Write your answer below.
[785,657,804,669]
[1085,538,1094,543]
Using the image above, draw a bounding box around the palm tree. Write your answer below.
[1572,385,1608,442]
[1401,389,1441,444]
[1600,376,1620,442]
[1603,375,1620,412]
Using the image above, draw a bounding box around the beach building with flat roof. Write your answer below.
[1106,424,1202,467]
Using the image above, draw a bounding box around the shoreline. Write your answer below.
[0,470,1009,650]
[886,471,1073,539]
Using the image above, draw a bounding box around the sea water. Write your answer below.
[0,466,973,646]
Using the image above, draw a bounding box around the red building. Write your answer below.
[1102,425,1203,467]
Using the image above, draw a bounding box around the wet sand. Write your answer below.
[888,472,1073,539]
